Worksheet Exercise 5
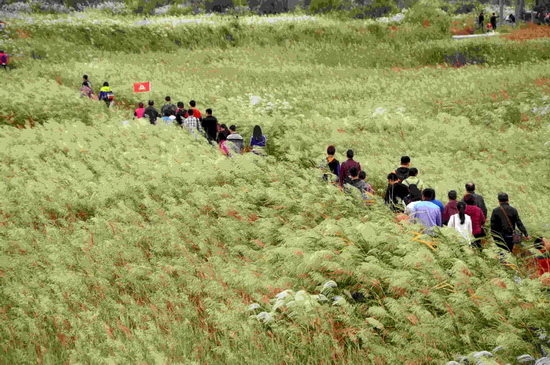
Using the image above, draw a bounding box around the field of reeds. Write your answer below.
[1,6,550,364]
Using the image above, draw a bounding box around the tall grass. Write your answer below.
[1,13,550,364]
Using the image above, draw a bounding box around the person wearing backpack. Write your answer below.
[403,182,422,206]
[384,172,409,213]
[99,82,114,107]
[339,149,361,187]
[0,50,8,71]
[319,145,340,184]
[225,125,244,155]
[175,102,188,127]
[490,193,529,252]
[402,168,423,191]
[161,96,177,116]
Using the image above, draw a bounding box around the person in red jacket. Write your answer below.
[0,50,8,71]
[464,194,486,249]
[339,149,361,187]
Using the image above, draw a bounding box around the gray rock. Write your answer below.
[474,351,493,358]
[535,358,550,365]
[517,354,536,365]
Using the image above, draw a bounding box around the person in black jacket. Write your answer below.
[385,172,409,213]
[478,12,484,31]
[393,156,410,182]
[490,193,529,252]
[461,182,488,218]
[201,108,218,144]
[143,100,159,125]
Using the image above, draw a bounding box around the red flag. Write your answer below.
[133,82,151,93]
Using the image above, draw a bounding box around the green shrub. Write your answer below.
[404,0,451,36]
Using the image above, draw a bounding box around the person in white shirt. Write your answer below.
[448,201,473,244]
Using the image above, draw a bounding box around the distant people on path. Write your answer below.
[461,182,488,218]
[0,49,8,71]
[393,156,410,182]
[490,193,529,253]
[249,125,267,156]
[407,188,442,232]
[490,13,499,31]
[202,109,219,144]
[134,102,145,119]
[506,13,515,24]
[384,172,409,213]
[80,74,94,98]
[320,145,340,184]
[99,82,114,107]
[225,125,244,156]
[464,194,486,248]
[184,109,203,139]
[447,201,473,244]
[339,149,361,187]
[442,190,459,226]
[144,100,159,125]
[478,11,484,31]
[161,96,177,116]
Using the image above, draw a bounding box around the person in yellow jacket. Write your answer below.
[99,82,114,107]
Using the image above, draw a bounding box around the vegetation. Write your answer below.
[1,10,550,365]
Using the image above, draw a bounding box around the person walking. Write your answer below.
[183,109,203,139]
[161,96,177,116]
[202,109,219,144]
[461,182,488,218]
[442,190,459,226]
[447,202,473,244]
[189,100,202,120]
[478,11,485,32]
[402,167,424,191]
[175,102,188,127]
[144,100,159,125]
[134,102,145,119]
[490,193,529,253]
[80,75,94,98]
[393,156,411,182]
[0,49,8,71]
[98,82,114,107]
[320,145,340,184]
[407,188,442,233]
[339,149,361,187]
[429,191,445,214]
[226,125,244,155]
[464,194,486,248]
[384,172,409,213]
[490,12,499,31]
[249,125,267,156]
[358,170,374,195]
[217,124,230,144]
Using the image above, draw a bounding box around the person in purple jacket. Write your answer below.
[249,125,266,156]
[408,188,442,234]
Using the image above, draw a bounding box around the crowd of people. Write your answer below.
[79,75,267,157]
[319,147,549,265]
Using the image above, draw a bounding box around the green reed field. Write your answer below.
[1,7,550,364]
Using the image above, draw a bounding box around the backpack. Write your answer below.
[403,183,421,206]
[1,54,7,65]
